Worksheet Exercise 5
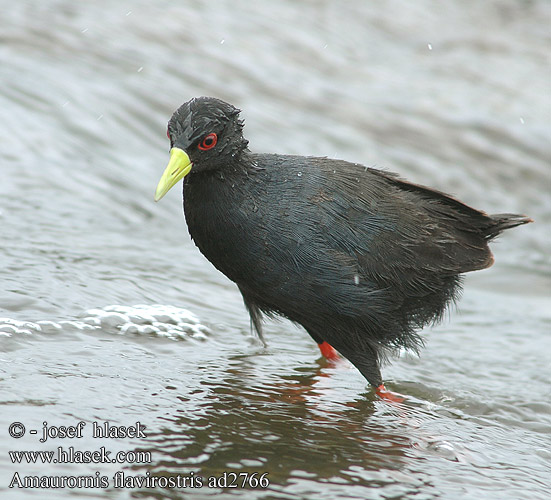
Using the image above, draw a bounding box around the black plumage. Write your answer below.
[155,96,532,391]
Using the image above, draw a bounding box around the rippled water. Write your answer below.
[1,1,550,499]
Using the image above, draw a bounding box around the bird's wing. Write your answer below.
[233,156,494,346]
[250,157,495,322]
[310,159,496,279]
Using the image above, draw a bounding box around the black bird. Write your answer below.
[155,96,532,399]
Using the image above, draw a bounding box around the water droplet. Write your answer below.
[137,66,143,72]
[427,43,433,50]
[81,27,88,33]
[519,117,525,124]
[220,39,225,44]
[297,172,302,177]
[126,11,132,16]
[354,275,360,285]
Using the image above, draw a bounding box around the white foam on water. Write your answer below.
[0,304,209,341]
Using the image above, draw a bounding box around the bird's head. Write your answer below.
[155,96,249,201]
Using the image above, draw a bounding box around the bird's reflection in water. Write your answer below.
[128,356,416,486]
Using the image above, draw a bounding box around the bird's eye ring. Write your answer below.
[198,133,218,151]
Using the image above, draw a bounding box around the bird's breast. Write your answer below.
[183,176,272,285]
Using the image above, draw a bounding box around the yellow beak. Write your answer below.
[154,148,193,202]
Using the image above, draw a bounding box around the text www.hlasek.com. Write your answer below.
[9,447,150,464]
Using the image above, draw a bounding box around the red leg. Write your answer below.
[316,343,405,402]
[318,341,340,360]
[375,384,405,403]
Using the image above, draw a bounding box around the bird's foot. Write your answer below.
[318,341,340,361]
[375,384,405,403]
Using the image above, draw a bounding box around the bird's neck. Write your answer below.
[182,149,263,284]
[223,149,259,178]
[188,149,259,184]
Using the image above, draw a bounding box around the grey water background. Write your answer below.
[1,0,550,499]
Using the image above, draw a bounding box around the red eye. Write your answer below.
[198,133,218,151]
[166,128,170,139]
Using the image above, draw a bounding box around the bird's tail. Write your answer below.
[486,213,533,240]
